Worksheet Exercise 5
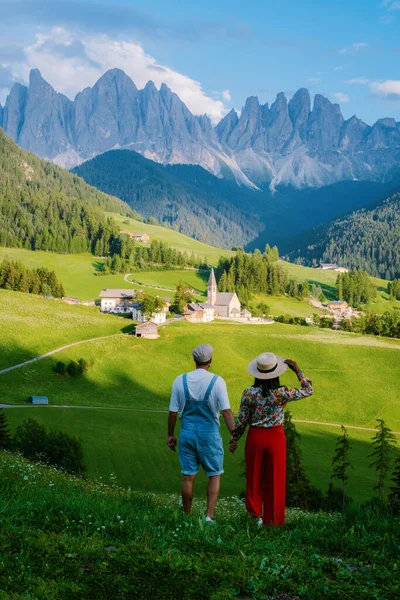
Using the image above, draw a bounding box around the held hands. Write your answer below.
[229,438,238,454]
[284,359,302,375]
[167,436,177,451]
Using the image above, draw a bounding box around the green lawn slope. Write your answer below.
[0,289,128,370]
[108,213,233,263]
[1,451,399,599]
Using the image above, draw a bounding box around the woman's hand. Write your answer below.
[284,359,302,375]
[229,439,238,453]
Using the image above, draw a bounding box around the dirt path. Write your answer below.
[1,403,399,435]
[0,334,123,376]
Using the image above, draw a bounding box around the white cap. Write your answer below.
[192,344,213,364]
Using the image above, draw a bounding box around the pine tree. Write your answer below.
[284,411,312,509]
[389,455,400,515]
[0,408,12,449]
[368,419,397,502]
[331,425,353,508]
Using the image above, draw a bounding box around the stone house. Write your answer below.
[327,300,349,315]
[134,321,158,339]
[120,231,150,244]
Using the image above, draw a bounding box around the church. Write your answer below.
[183,268,245,322]
[207,268,242,318]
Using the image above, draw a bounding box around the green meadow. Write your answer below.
[0,289,128,370]
[107,212,234,264]
[4,408,380,503]
[1,290,400,502]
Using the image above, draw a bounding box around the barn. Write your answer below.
[135,321,159,339]
[28,396,49,405]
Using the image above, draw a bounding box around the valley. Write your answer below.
[1,287,400,504]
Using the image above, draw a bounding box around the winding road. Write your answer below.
[0,333,123,376]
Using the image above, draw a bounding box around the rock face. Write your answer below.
[2,68,400,189]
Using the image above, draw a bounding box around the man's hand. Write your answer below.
[228,438,238,454]
[284,359,302,375]
[167,435,177,451]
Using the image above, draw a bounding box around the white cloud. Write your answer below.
[344,75,400,97]
[222,89,231,102]
[339,42,369,55]
[387,1,400,10]
[334,66,344,71]
[19,27,228,122]
[333,92,350,103]
[369,79,400,96]
[307,77,320,83]
[345,78,370,84]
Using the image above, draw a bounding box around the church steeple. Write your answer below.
[208,268,217,306]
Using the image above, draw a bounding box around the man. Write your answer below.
[167,344,235,522]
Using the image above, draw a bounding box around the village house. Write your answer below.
[314,263,349,273]
[131,301,168,325]
[327,300,349,315]
[184,302,215,323]
[120,231,150,244]
[99,289,136,313]
[134,321,159,339]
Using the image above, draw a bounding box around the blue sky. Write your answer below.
[1,0,400,124]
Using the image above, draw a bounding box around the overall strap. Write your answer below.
[182,374,191,403]
[204,375,219,403]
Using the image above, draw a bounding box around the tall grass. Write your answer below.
[1,451,399,599]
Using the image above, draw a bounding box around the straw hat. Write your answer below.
[248,352,287,380]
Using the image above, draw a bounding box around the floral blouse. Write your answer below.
[231,372,313,441]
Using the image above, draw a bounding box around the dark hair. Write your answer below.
[194,359,212,367]
[253,377,280,397]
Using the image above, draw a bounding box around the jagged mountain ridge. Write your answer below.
[1,68,400,190]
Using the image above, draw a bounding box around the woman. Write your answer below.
[229,352,313,526]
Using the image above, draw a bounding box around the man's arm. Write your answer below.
[221,408,235,435]
[167,411,178,451]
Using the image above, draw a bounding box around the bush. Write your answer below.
[13,418,86,475]
[55,358,90,377]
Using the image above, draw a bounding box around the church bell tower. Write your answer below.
[208,268,218,306]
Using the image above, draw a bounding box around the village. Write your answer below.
[98,265,357,338]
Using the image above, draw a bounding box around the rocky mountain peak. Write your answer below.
[214,108,239,144]
[3,69,400,190]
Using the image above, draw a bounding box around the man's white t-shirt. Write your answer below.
[169,369,231,425]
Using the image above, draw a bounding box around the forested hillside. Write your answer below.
[290,192,400,279]
[0,130,138,254]
[73,150,265,249]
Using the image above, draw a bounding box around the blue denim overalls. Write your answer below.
[178,373,224,476]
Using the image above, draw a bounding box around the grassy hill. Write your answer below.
[0,289,128,370]
[108,213,234,264]
[1,292,400,502]
[1,451,399,599]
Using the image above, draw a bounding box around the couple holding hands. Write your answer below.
[167,344,314,526]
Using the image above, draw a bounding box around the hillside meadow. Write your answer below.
[1,291,400,503]
[4,408,382,502]
[0,289,129,370]
[2,452,399,599]
[107,212,234,264]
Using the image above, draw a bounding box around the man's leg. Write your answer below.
[206,475,220,519]
[181,474,196,513]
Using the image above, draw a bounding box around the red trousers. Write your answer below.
[245,426,286,526]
